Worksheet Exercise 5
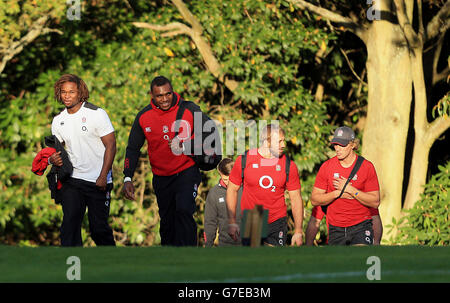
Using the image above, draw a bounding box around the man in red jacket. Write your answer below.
[122,76,202,246]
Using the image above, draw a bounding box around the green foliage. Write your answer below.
[0,0,349,246]
[432,93,450,118]
[0,90,61,245]
[188,0,335,170]
[0,0,64,48]
[387,161,450,246]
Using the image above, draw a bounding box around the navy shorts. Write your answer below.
[328,219,373,245]
[241,216,288,247]
[264,217,288,247]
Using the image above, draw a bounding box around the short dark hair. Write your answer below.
[260,123,285,144]
[54,74,89,104]
[217,158,234,176]
[150,76,172,93]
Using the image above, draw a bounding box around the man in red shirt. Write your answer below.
[122,76,202,246]
[226,124,304,246]
[310,126,380,245]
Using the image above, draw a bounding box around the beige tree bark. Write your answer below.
[394,0,450,210]
[289,0,450,241]
[362,5,412,234]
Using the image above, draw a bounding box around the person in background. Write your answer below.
[204,158,242,247]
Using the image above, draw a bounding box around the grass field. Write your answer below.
[0,245,449,283]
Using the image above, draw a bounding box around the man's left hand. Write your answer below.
[96,175,107,191]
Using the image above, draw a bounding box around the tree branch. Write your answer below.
[289,0,355,24]
[171,0,204,32]
[0,16,62,74]
[433,66,449,85]
[339,47,368,86]
[426,114,450,147]
[132,22,190,36]
[417,0,424,39]
[42,28,63,35]
[426,0,450,42]
[431,33,449,85]
[393,0,422,50]
[288,0,367,42]
[133,0,239,92]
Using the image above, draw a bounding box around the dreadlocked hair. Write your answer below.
[54,74,89,104]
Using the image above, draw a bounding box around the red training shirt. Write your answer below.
[311,205,379,221]
[229,148,301,224]
[313,155,380,227]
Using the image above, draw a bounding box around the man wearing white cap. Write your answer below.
[310,126,381,245]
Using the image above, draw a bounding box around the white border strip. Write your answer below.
[184,270,450,283]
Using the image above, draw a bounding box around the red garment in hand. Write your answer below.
[32,147,56,176]
[31,147,62,189]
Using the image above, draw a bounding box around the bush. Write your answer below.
[388,161,450,246]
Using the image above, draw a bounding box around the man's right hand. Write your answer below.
[123,181,135,200]
[228,223,240,242]
[49,151,63,167]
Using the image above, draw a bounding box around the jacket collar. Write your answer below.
[218,179,228,189]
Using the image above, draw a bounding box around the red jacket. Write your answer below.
[32,147,63,190]
[124,92,196,177]
[32,147,56,176]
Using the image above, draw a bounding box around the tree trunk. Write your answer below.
[403,48,450,210]
[289,0,450,243]
[362,17,412,240]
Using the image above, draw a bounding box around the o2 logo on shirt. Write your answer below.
[81,117,88,132]
[163,125,170,140]
[259,175,276,192]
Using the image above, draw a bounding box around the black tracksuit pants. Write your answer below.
[152,165,202,246]
[59,177,115,247]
